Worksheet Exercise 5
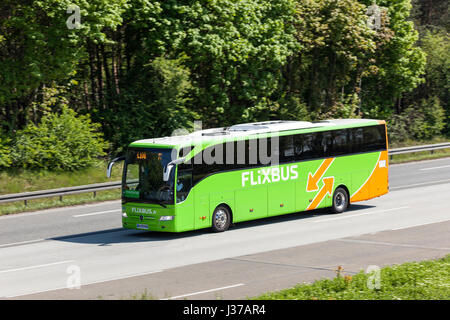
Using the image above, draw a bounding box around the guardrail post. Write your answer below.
[60,195,63,202]
[93,191,97,198]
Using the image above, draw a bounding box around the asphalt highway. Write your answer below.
[0,157,449,299]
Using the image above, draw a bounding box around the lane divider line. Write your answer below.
[390,179,450,190]
[5,270,163,298]
[313,206,409,223]
[420,165,450,171]
[161,283,245,300]
[0,239,45,248]
[391,219,450,231]
[73,209,121,218]
[0,260,75,274]
[337,238,450,251]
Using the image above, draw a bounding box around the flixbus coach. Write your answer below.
[107,119,389,233]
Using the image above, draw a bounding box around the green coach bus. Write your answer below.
[107,119,389,233]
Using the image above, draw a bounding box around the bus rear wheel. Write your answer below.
[211,205,231,232]
[330,187,349,214]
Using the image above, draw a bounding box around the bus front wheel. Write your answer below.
[330,187,349,214]
[211,205,231,232]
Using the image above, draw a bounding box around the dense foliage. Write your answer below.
[0,0,448,170]
[11,106,107,170]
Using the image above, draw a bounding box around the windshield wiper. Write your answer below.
[152,200,167,208]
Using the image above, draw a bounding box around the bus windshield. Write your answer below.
[122,148,175,205]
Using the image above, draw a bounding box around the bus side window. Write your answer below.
[351,128,364,154]
[301,133,322,160]
[294,134,303,160]
[176,164,193,203]
[332,129,350,156]
[179,146,193,158]
[322,131,333,157]
[258,137,272,166]
[362,125,386,152]
[279,135,295,163]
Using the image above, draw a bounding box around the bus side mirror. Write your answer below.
[163,157,185,181]
[107,156,125,178]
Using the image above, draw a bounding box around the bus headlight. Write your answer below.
[122,212,128,218]
[159,216,174,221]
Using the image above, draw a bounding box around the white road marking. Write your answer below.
[5,270,163,298]
[337,239,450,250]
[0,239,44,248]
[0,260,75,274]
[73,209,120,218]
[390,178,450,190]
[391,219,450,231]
[420,165,450,171]
[313,206,409,223]
[161,283,245,300]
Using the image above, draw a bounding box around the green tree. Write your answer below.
[101,56,196,152]
[358,0,426,118]
[168,0,299,126]
[281,0,377,118]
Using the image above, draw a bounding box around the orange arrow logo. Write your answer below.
[307,176,334,210]
[306,158,334,192]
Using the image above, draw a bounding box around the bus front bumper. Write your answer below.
[121,205,176,232]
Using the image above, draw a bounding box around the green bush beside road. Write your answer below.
[254,255,450,300]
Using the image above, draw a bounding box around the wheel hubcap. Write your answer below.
[335,192,346,211]
[215,209,227,229]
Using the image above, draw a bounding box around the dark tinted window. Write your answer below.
[300,133,324,160]
[332,129,350,156]
[279,135,295,163]
[178,146,193,158]
[176,165,192,203]
[321,131,333,157]
[362,125,386,151]
[351,125,386,153]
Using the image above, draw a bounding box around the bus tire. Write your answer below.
[330,187,349,214]
[211,205,231,232]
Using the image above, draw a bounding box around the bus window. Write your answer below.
[258,137,273,166]
[332,129,350,156]
[362,125,386,152]
[279,135,295,163]
[293,134,303,159]
[322,131,333,157]
[301,133,323,160]
[351,128,364,153]
[176,165,193,203]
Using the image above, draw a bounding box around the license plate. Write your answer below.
[136,224,148,230]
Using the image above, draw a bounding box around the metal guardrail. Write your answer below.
[0,181,121,205]
[388,142,450,155]
[1,142,449,206]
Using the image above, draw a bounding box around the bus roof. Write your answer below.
[129,119,384,150]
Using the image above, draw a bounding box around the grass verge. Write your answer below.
[0,160,123,216]
[253,255,450,300]
[389,148,450,164]
[0,160,122,195]
[0,189,121,216]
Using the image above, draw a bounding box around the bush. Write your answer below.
[0,134,12,168]
[387,96,445,143]
[409,96,445,140]
[11,107,108,171]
